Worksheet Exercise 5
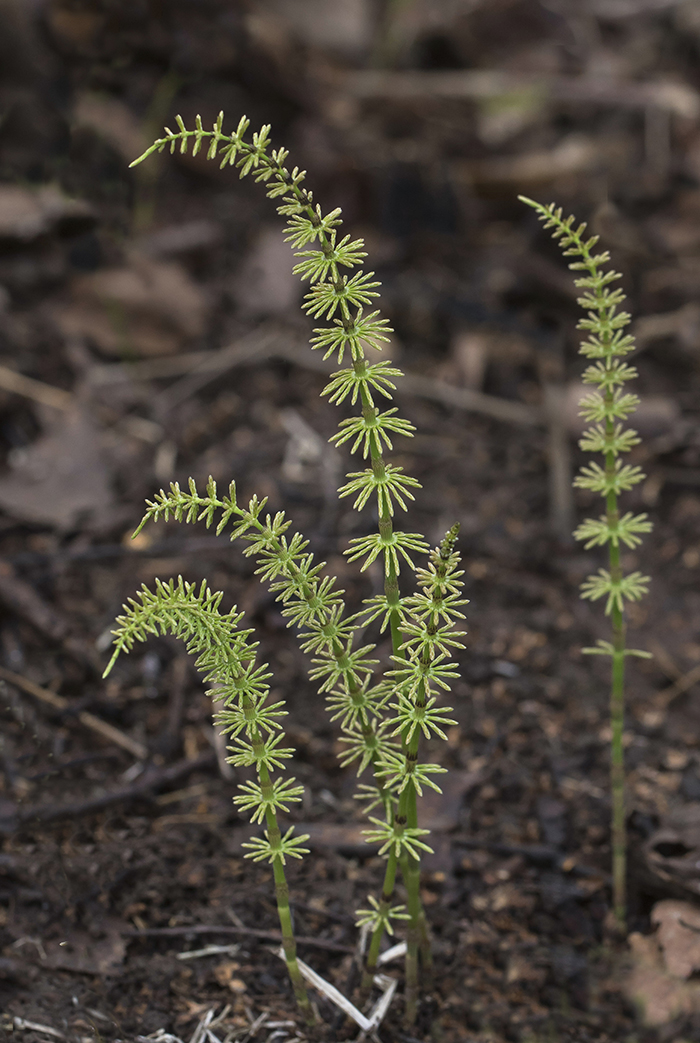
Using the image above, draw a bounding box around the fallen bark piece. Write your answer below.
[342,69,700,119]
[644,803,700,896]
[40,918,127,976]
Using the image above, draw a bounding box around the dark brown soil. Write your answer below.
[3,2,700,1041]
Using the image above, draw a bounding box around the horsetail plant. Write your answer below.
[103,576,315,1024]
[105,112,469,1025]
[520,197,652,929]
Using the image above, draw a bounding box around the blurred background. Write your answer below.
[4,1,700,1040]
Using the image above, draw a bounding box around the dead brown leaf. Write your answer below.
[262,0,373,53]
[416,768,484,832]
[47,1,104,50]
[73,92,149,164]
[652,900,700,979]
[506,953,547,986]
[230,224,300,317]
[0,407,115,530]
[53,253,209,357]
[0,184,93,241]
[626,929,700,1027]
[452,135,601,192]
[214,960,246,993]
[644,803,700,897]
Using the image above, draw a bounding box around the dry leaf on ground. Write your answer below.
[626,922,700,1027]
[0,407,115,530]
[52,253,209,357]
[73,92,148,163]
[652,900,700,979]
[416,767,483,833]
[262,0,373,52]
[0,184,93,241]
[230,224,300,317]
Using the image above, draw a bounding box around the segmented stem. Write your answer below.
[129,116,469,1019]
[521,196,652,930]
[258,759,315,1024]
[104,580,314,1020]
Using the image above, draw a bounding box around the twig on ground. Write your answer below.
[90,350,225,384]
[272,341,543,426]
[647,640,683,683]
[0,664,148,760]
[152,655,189,758]
[454,836,610,879]
[11,1017,66,1039]
[0,364,163,444]
[0,751,215,832]
[90,324,544,427]
[340,69,700,119]
[124,923,353,953]
[0,563,101,670]
[6,535,240,567]
[0,365,73,411]
[152,324,282,414]
[655,662,700,708]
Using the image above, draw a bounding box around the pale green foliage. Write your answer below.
[117,114,471,1003]
[579,568,651,615]
[338,463,421,515]
[355,895,410,934]
[521,196,653,927]
[234,777,305,824]
[104,576,309,866]
[519,197,652,617]
[243,827,310,864]
[362,818,434,859]
[330,407,415,459]
[376,748,448,796]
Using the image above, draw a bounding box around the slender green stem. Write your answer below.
[125,120,469,1028]
[403,804,420,1023]
[401,682,427,1022]
[361,379,429,1018]
[605,406,627,930]
[254,730,315,1024]
[106,578,316,1023]
[610,611,626,928]
[362,843,400,990]
[405,784,433,981]
[520,198,652,932]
